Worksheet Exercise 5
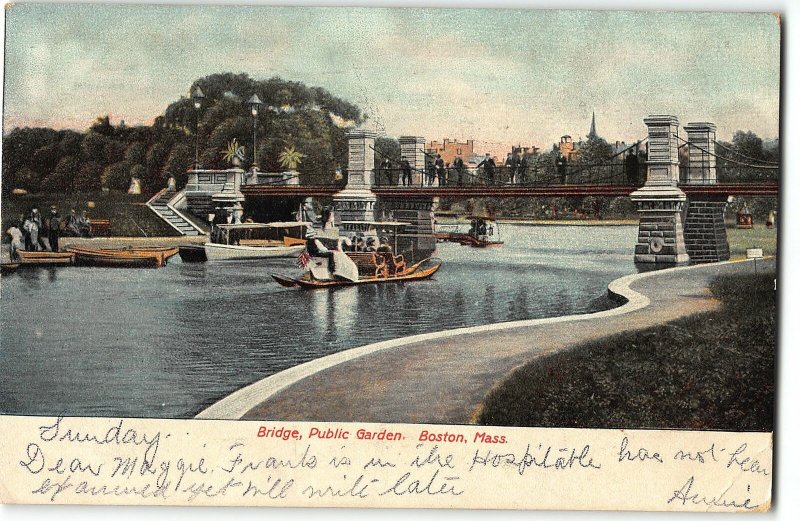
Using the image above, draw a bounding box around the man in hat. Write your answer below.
[400,158,412,187]
[452,155,465,186]
[477,153,496,185]
[47,206,62,252]
[434,154,446,186]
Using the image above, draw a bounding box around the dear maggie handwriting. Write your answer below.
[12,417,770,505]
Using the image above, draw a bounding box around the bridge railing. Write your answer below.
[371,162,645,188]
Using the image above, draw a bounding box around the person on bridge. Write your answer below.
[625,148,640,185]
[434,154,446,186]
[557,155,567,184]
[453,155,465,185]
[504,153,515,184]
[400,159,412,186]
[518,155,529,184]
[381,158,393,186]
[425,155,436,186]
[477,153,496,185]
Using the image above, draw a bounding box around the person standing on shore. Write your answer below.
[47,206,62,252]
[6,225,24,260]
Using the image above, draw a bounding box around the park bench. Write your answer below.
[89,219,111,237]
[346,252,389,278]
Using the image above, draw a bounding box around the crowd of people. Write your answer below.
[5,206,92,259]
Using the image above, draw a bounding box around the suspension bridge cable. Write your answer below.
[673,134,780,170]
[712,139,779,165]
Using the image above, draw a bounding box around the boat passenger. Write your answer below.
[354,236,365,252]
[364,237,378,252]
[306,234,335,271]
[376,237,392,254]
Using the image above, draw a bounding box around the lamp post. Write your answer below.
[247,94,263,170]
[191,87,205,170]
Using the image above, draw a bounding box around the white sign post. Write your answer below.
[746,248,764,273]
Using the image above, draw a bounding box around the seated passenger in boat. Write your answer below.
[376,237,392,254]
[364,237,378,252]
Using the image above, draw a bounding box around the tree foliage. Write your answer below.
[2,73,364,195]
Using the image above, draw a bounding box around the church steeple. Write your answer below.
[588,111,598,139]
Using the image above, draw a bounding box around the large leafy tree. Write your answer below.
[3,73,364,194]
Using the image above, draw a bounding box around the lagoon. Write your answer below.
[0,224,638,418]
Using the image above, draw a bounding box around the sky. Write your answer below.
[2,2,781,151]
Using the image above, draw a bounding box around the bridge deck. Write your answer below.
[240,183,778,197]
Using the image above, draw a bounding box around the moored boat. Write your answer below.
[65,246,167,268]
[1,262,20,275]
[178,245,208,263]
[16,250,76,266]
[203,222,309,261]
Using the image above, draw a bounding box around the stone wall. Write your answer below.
[683,199,730,263]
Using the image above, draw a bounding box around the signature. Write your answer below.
[667,476,759,510]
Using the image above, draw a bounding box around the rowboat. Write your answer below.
[272,258,442,289]
[16,250,76,266]
[203,222,309,261]
[1,262,20,275]
[65,246,174,268]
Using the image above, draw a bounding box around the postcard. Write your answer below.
[0,1,780,513]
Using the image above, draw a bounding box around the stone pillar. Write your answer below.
[333,129,378,234]
[399,136,426,187]
[630,115,689,264]
[684,122,716,185]
[377,197,437,264]
[681,122,729,262]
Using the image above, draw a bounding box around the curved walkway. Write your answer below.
[197,259,772,423]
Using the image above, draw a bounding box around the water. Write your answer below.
[0,224,638,418]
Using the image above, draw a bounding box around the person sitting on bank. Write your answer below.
[77,210,92,238]
[66,209,80,236]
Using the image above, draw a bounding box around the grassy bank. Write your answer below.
[478,271,776,431]
[727,224,777,259]
[1,191,177,237]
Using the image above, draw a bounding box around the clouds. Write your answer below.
[3,5,780,146]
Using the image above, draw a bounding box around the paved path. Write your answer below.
[198,259,773,423]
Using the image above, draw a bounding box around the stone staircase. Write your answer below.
[146,189,206,237]
[683,199,730,263]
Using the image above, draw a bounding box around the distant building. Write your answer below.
[426,138,475,165]
[512,145,540,160]
[559,135,579,161]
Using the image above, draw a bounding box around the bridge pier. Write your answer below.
[631,115,690,264]
[333,129,378,235]
[682,122,730,263]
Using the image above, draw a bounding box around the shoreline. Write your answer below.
[197,259,765,421]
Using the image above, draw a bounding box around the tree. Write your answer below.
[42,156,80,192]
[75,161,103,191]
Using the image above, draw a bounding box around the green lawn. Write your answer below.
[726,224,778,259]
[2,191,177,237]
[478,271,776,431]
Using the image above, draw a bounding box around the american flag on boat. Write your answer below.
[297,249,312,269]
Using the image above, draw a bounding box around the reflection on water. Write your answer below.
[1,224,637,418]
